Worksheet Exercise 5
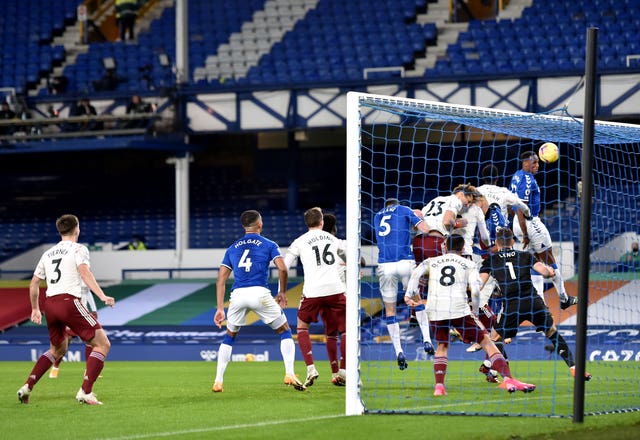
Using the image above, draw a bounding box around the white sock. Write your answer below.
[386,321,402,355]
[415,309,432,344]
[280,337,296,376]
[551,264,568,302]
[215,343,232,383]
[307,364,316,374]
[531,274,545,301]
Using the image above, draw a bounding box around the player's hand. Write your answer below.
[214,309,226,329]
[404,295,420,307]
[31,309,42,325]
[275,292,287,309]
[102,296,115,307]
[522,236,530,249]
[454,218,467,228]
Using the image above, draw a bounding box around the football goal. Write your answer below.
[345,91,640,417]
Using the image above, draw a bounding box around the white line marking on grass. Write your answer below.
[99,414,346,440]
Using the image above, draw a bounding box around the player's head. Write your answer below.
[520,151,540,174]
[385,198,399,207]
[56,214,79,237]
[240,210,262,231]
[444,233,465,253]
[453,183,481,205]
[481,164,499,185]
[632,241,639,252]
[495,227,515,247]
[304,207,324,228]
[322,213,337,236]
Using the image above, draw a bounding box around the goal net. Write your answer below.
[345,92,640,417]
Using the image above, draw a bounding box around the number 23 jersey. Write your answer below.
[421,253,479,320]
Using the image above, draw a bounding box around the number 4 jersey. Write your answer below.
[285,229,347,298]
[412,253,480,321]
[221,233,284,290]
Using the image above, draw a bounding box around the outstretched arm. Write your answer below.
[273,257,289,308]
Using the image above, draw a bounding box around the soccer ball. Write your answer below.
[538,142,559,163]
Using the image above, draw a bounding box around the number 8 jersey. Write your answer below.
[413,253,480,321]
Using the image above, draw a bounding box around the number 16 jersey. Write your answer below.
[285,229,346,298]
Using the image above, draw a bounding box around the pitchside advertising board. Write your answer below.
[1,325,639,362]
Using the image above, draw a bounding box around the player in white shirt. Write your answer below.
[405,234,535,396]
[284,207,348,387]
[413,184,481,263]
[17,214,115,405]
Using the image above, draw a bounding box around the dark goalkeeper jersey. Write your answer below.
[479,248,537,299]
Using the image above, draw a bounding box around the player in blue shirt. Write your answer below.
[373,198,433,370]
[510,151,577,310]
[212,210,305,392]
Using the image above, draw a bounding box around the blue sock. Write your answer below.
[222,334,235,346]
[385,316,397,325]
[280,329,293,340]
[415,304,425,312]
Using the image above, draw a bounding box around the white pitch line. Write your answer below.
[99,414,346,440]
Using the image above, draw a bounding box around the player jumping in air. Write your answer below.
[510,152,578,309]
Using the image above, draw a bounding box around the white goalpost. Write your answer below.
[345,91,640,417]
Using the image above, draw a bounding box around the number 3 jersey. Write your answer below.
[285,229,346,298]
[412,253,480,321]
[221,233,283,290]
[34,241,91,298]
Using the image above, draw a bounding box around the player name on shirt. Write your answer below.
[429,255,474,270]
[46,248,69,257]
[305,235,333,245]
[234,238,263,248]
[498,250,517,258]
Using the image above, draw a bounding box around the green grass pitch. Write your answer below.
[2,361,639,440]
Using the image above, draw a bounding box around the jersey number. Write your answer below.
[377,215,392,237]
[312,244,335,266]
[423,201,445,217]
[50,258,62,284]
[505,262,517,280]
[238,249,252,272]
[439,265,456,286]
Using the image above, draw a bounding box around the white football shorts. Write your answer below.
[513,216,553,254]
[376,259,416,303]
[226,286,286,332]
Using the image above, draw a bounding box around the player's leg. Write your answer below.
[18,335,68,403]
[296,296,321,387]
[18,296,68,403]
[49,333,73,378]
[400,261,433,354]
[377,263,406,368]
[432,322,449,396]
[213,328,238,392]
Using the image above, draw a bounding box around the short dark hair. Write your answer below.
[481,164,499,184]
[304,207,323,227]
[446,234,465,252]
[385,198,399,207]
[240,210,261,228]
[322,213,337,235]
[520,151,538,161]
[496,227,514,244]
[56,214,79,236]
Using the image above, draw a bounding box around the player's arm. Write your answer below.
[214,265,232,328]
[476,212,491,247]
[78,264,115,307]
[442,209,465,233]
[515,208,529,249]
[405,261,428,305]
[28,275,44,325]
[533,261,555,278]
[273,256,289,308]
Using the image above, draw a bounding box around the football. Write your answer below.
[538,142,559,163]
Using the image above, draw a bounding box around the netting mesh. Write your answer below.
[353,94,640,417]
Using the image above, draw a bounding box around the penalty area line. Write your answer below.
[99,414,346,440]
